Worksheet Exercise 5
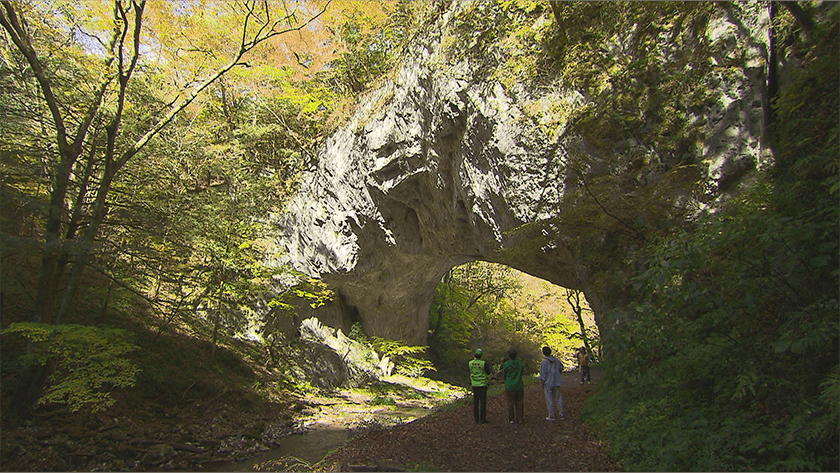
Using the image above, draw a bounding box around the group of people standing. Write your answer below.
[468,345,592,424]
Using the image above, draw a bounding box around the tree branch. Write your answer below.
[119,0,330,167]
[578,173,648,242]
[0,4,69,152]
[779,1,814,34]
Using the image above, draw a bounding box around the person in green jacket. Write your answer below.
[468,348,491,424]
[502,348,525,424]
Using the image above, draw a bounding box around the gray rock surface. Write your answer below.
[299,317,393,387]
[271,2,769,344]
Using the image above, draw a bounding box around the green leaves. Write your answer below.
[2,323,139,413]
[292,277,336,309]
[429,262,598,376]
[585,176,839,469]
[371,337,435,378]
[323,1,412,94]
[583,23,840,461]
[346,322,435,378]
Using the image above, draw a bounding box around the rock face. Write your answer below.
[299,317,393,387]
[272,2,769,344]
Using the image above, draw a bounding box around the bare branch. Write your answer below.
[116,1,129,77]
[128,1,144,79]
[578,172,648,242]
[120,0,330,166]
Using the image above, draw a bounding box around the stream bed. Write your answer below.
[198,404,437,471]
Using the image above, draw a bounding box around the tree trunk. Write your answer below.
[100,278,114,321]
[548,1,563,31]
[211,307,220,362]
[12,244,69,422]
[7,354,53,425]
[10,165,116,420]
[766,1,778,135]
[431,271,452,340]
[779,1,814,34]
[431,304,444,340]
[567,289,595,361]
[33,255,62,324]
[55,166,118,325]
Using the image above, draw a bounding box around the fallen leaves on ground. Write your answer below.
[316,377,620,472]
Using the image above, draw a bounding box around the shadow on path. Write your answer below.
[315,367,619,472]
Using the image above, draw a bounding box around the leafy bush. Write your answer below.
[584,8,839,469]
[369,395,396,406]
[348,322,436,378]
[324,1,427,94]
[371,337,436,378]
[2,323,139,413]
[586,184,838,470]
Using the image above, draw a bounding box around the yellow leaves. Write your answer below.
[321,0,395,39]
[243,0,392,81]
[136,1,334,87]
[144,2,246,80]
[498,0,542,14]
[292,277,335,309]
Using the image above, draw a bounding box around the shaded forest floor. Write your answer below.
[1,367,619,472]
[309,370,620,472]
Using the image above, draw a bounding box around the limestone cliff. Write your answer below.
[272,1,770,344]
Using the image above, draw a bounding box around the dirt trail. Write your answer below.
[314,370,620,472]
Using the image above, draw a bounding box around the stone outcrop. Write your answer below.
[271,2,769,344]
[299,317,394,386]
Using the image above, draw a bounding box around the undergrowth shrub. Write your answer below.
[586,184,838,470]
[348,322,436,378]
[1,323,139,413]
[584,7,839,469]
[371,337,435,378]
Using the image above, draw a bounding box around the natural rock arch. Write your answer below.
[270,3,767,345]
[274,75,581,345]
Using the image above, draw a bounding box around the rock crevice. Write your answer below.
[272,3,768,344]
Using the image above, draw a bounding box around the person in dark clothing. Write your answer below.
[577,346,591,385]
[502,347,525,424]
[469,348,491,424]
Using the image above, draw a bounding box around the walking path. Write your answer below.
[315,370,620,472]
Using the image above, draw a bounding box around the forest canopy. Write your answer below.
[0,0,412,421]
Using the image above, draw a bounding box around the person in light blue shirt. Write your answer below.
[539,346,565,420]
